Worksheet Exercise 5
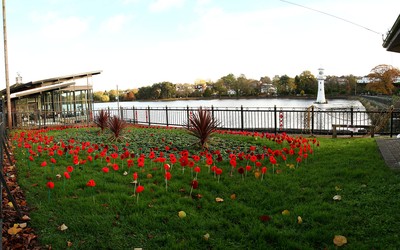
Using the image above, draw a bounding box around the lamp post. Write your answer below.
[2,0,11,128]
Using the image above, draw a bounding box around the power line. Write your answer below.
[280,0,383,36]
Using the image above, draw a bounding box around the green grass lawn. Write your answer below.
[11,126,400,249]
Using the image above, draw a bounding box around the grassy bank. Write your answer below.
[11,126,400,249]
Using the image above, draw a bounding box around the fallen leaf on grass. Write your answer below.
[282,210,290,215]
[297,216,303,224]
[215,197,224,202]
[333,235,347,246]
[7,202,13,208]
[333,195,342,201]
[203,233,210,241]
[67,241,73,247]
[230,194,236,200]
[19,223,27,229]
[335,186,342,191]
[58,224,68,231]
[8,224,22,235]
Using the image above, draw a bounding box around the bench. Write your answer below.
[332,124,375,138]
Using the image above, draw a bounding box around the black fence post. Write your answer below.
[274,105,277,135]
[147,106,151,126]
[187,106,190,129]
[211,105,214,122]
[311,105,315,135]
[240,105,244,131]
[120,106,124,120]
[350,106,354,137]
[165,106,169,127]
[132,106,135,124]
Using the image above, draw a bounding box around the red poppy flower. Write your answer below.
[133,172,138,180]
[102,167,109,173]
[206,157,213,165]
[216,168,223,175]
[261,167,267,174]
[112,164,119,171]
[41,161,47,167]
[87,155,93,162]
[238,167,245,174]
[229,159,237,168]
[111,153,119,159]
[29,155,34,161]
[194,166,201,173]
[67,166,74,173]
[211,165,217,172]
[46,181,55,189]
[127,159,134,167]
[86,179,96,187]
[191,180,198,189]
[64,172,71,179]
[164,164,171,171]
[105,156,111,163]
[256,161,262,167]
[269,156,277,165]
[250,155,257,162]
[165,146,170,151]
[136,185,144,193]
[165,172,172,181]
[296,157,302,163]
[149,151,155,159]
[246,165,252,171]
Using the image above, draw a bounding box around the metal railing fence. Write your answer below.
[8,105,400,137]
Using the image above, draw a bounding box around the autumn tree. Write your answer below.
[296,71,317,95]
[366,64,400,95]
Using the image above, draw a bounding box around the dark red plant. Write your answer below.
[94,109,109,133]
[107,115,127,141]
[186,107,220,149]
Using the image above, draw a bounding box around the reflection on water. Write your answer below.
[94,98,364,110]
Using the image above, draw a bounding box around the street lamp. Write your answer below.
[2,0,11,128]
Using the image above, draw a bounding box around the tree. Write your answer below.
[366,64,400,95]
[212,80,227,97]
[220,74,237,96]
[297,71,317,95]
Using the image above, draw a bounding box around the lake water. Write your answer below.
[94,98,364,110]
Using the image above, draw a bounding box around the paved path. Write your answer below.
[376,138,400,170]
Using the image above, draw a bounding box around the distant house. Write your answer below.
[260,83,277,95]
[357,76,371,84]
[0,70,102,128]
[383,14,400,53]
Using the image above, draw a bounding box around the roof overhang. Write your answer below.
[383,15,400,53]
[10,81,75,99]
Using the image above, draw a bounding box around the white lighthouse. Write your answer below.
[315,68,327,104]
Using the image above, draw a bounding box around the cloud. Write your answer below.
[149,0,185,12]
[100,14,131,33]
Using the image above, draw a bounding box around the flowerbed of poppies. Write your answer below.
[5,125,400,249]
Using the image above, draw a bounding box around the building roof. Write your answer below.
[383,15,400,53]
[0,70,102,96]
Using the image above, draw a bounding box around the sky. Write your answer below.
[1,0,399,91]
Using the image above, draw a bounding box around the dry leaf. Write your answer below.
[67,241,73,247]
[19,223,27,229]
[282,209,290,215]
[8,224,22,235]
[230,194,236,200]
[58,224,68,231]
[333,235,347,246]
[203,233,210,241]
[254,171,261,179]
[215,197,224,202]
[21,215,31,221]
[335,186,342,191]
[123,171,128,176]
[7,202,13,208]
[333,195,342,201]
[297,216,303,224]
